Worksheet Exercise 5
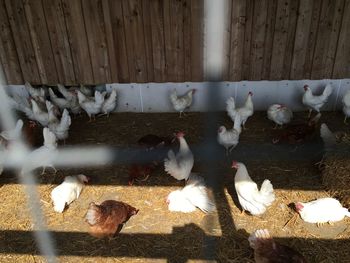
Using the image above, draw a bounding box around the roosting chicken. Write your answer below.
[137,134,176,151]
[248,229,306,263]
[232,161,275,215]
[51,174,89,213]
[77,90,104,121]
[169,88,196,117]
[342,89,350,124]
[267,104,293,129]
[167,173,216,213]
[128,163,157,185]
[226,92,254,129]
[85,200,139,238]
[272,113,321,144]
[295,197,350,226]
[302,84,333,118]
[217,114,242,154]
[164,131,194,181]
[101,89,117,117]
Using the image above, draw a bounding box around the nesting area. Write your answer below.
[0,111,349,263]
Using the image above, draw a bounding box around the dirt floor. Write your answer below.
[0,111,349,262]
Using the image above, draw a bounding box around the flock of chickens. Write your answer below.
[1,82,350,262]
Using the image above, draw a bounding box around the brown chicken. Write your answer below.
[272,113,321,144]
[24,120,41,147]
[85,200,139,238]
[248,229,306,263]
[137,134,176,150]
[128,163,157,185]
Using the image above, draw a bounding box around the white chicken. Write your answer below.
[232,161,275,215]
[25,82,46,102]
[79,84,93,97]
[51,174,89,213]
[10,94,35,120]
[22,127,58,175]
[48,87,70,111]
[320,123,337,150]
[101,89,117,117]
[46,101,71,142]
[169,89,196,117]
[77,90,104,121]
[267,104,293,128]
[217,114,242,154]
[226,92,254,129]
[57,84,81,115]
[0,119,23,141]
[31,99,49,126]
[342,89,350,124]
[302,84,333,117]
[295,197,350,226]
[164,131,194,181]
[166,173,216,213]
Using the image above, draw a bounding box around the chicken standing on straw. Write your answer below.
[232,161,275,215]
[217,114,242,154]
[166,173,216,213]
[169,88,196,117]
[226,92,254,129]
[248,229,306,263]
[302,84,333,118]
[51,174,89,213]
[164,131,194,181]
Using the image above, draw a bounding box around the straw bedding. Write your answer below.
[0,112,349,263]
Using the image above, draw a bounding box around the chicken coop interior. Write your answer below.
[1,0,350,262]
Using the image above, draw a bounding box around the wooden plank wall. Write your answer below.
[1,0,350,85]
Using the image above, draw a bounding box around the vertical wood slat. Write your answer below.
[62,0,93,84]
[311,0,344,79]
[5,0,40,84]
[42,0,75,84]
[261,0,277,80]
[82,0,110,84]
[249,0,268,80]
[23,0,58,84]
[270,0,290,80]
[303,0,322,78]
[122,0,148,82]
[222,0,232,80]
[333,0,350,78]
[290,0,314,79]
[101,0,119,83]
[142,0,154,82]
[164,0,184,81]
[149,0,166,82]
[0,0,23,84]
[108,0,129,83]
[242,0,254,80]
[229,0,247,81]
[183,0,191,81]
[190,0,204,81]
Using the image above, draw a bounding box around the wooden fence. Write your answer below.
[1,0,350,85]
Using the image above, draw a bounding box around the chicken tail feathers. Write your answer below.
[248,229,273,249]
[94,91,104,106]
[43,127,57,147]
[322,84,333,98]
[48,88,57,100]
[258,179,275,206]
[85,202,101,225]
[59,109,72,129]
[164,150,177,173]
[169,89,178,104]
[233,114,242,133]
[226,97,236,121]
[320,123,336,149]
